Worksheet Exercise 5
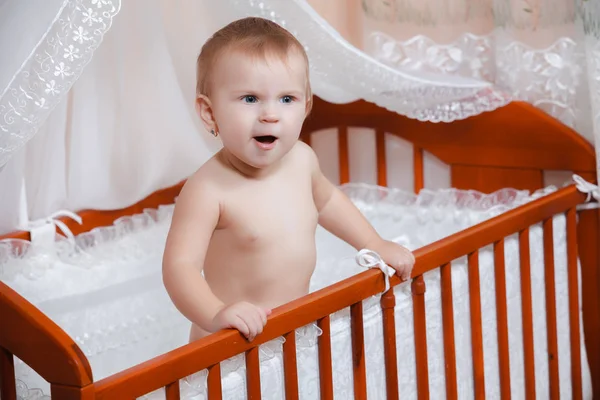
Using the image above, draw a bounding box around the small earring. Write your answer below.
[210,129,218,137]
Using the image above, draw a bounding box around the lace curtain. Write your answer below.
[0,0,510,171]
[360,0,600,148]
[0,0,499,234]
[0,0,121,170]
[0,0,227,228]
[0,0,597,234]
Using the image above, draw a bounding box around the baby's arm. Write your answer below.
[162,175,269,340]
[162,177,224,330]
[306,144,415,280]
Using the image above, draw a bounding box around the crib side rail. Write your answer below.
[0,282,93,397]
[412,184,585,274]
[90,184,587,400]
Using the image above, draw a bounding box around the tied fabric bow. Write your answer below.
[355,249,396,292]
[573,174,600,210]
[26,210,82,246]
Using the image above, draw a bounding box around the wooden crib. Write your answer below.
[1,96,598,399]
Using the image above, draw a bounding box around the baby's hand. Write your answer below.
[211,302,272,341]
[369,239,415,281]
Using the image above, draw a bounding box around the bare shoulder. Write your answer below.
[185,154,225,188]
[290,140,319,172]
[178,157,210,192]
[172,154,225,219]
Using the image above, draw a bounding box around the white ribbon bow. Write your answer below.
[355,249,396,292]
[27,210,83,245]
[573,174,600,210]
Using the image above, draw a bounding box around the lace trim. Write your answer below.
[0,184,555,286]
[0,208,175,330]
[367,32,495,81]
[367,31,587,129]
[340,182,556,213]
[0,0,121,168]
[225,0,509,122]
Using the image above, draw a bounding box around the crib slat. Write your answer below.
[245,347,262,399]
[375,129,387,187]
[468,250,486,397]
[566,208,583,400]
[0,348,16,400]
[207,364,222,400]
[165,380,180,400]
[338,126,350,184]
[350,301,367,399]
[413,146,424,193]
[381,289,399,400]
[283,331,299,400]
[317,316,334,400]
[543,218,560,399]
[519,228,536,399]
[494,240,512,399]
[412,275,430,399]
[440,263,458,400]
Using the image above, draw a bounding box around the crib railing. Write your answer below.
[0,184,589,400]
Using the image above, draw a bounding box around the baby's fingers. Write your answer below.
[401,266,412,281]
[231,316,251,339]
[248,309,265,337]
[397,260,413,281]
[256,306,271,326]
[241,311,264,342]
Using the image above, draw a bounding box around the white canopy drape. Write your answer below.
[0,0,597,235]
[0,0,511,170]
[360,0,600,147]
[0,0,121,169]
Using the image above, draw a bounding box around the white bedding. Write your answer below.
[0,184,592,400]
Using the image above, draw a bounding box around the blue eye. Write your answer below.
[281,96,294,104]
[242,95,257,103]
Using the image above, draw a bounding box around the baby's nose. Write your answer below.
[260,113,279,123]
[259,105,279,123]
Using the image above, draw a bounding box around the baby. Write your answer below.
[162,17,415,343]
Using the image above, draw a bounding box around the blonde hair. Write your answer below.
[196,17,312,113]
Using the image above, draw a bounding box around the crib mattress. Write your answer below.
[1,184,592,400]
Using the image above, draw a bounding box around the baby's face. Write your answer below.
[209,49,309,169]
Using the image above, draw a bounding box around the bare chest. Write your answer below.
[218,180,318,247]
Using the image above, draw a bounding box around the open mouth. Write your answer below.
[253,135,277,144]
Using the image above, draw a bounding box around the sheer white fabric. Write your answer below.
[226,0,511,122]
[0,0,120,168]
[16,0,222,220]
[582,0,600,166]
[0,0,65,93]
[0,150,26,233]
[1,184,591,400]
[0,0,596,234]
[0,0,512,172]
[361,0,599,149]
[0,0,461,233]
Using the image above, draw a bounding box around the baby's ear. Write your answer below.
[304,94,313,118]
[195,95,217,133]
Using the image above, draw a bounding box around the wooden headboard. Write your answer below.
[301,96,597,193]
